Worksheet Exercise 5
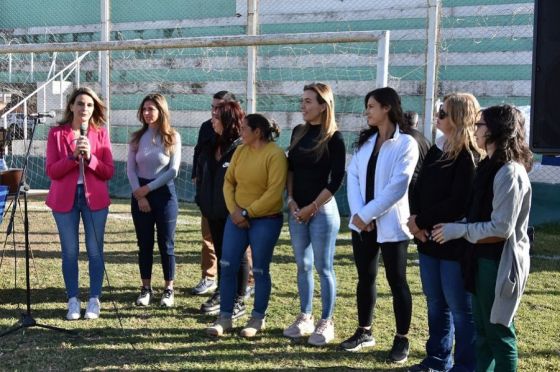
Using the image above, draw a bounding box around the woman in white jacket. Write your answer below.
[340,87,418,364]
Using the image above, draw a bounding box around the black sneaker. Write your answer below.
[389,335,409,363]
[232,298,246,320]
[408,363,437,372]
[340,327,376,351]
[201,292,220,314]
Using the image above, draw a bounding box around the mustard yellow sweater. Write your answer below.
[223,142,287,217]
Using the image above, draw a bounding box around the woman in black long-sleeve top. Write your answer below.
[283,83,346,346]
[407,92,482,372]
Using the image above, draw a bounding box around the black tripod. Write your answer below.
[0,118,74,337]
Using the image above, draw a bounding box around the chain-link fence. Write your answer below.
[1,0,555,219]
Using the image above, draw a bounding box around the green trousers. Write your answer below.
[473,258,518,372]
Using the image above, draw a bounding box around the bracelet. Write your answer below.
[287,196,294,205]
[312,201,319,212]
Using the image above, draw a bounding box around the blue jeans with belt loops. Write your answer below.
[52,185,108,299]
[288,197,340,320]
[219,214,283,320]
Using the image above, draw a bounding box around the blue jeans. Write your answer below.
[131,180,178,281]
[288,198,340,319]
[52,185,108,299]
[419,253,476,372]
[220,215,283,320]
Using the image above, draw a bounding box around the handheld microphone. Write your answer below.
[29,111,56,118]
[80,122,88,137]
[80,122,88,155]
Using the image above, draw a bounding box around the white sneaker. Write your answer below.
[84,297,101,319]
[160,288,174,307]
[308,319,335,346]
[136,286,152,306]
[283,313,315,338]
[66,297,81,321]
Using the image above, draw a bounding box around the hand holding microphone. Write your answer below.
[76,122,91,161]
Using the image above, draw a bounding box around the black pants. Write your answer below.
[351,229,412,335]
[207,217,249,299]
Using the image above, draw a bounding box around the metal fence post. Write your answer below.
[376,30,390,88]
[246,0,258,114]
[100,0,111,130]
[423,0,440,141]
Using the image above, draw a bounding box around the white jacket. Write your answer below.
[347,126,419,242]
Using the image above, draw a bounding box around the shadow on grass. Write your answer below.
[0,323,416,371]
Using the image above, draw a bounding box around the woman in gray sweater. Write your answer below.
[433,104,532,372]
[127,93,181,308]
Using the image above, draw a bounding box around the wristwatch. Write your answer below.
[241,209,250,219]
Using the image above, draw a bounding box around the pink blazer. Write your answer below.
[46,123,114,212]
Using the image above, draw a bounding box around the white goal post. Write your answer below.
[0,30,390,128]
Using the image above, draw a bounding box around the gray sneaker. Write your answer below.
[191,277,217,295]
[232,298,246,320]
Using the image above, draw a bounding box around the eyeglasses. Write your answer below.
[474,122,487,127]
[437,105,448,120]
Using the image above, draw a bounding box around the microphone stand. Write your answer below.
[0,118,74,337]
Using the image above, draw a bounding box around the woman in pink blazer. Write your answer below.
[46,87,114,321]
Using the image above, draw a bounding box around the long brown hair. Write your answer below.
[481,105,533,171]
[289,83,337,159]
[214,101,243,153]
[59,87,106,130]
[130,93,176,155]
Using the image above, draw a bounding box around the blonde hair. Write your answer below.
[289,82,337,159]
[60,87,106,130]
[442,92,483,162]
[130,93,176,155]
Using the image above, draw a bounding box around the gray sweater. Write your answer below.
[461,161,532,327]
[126,127,181,192]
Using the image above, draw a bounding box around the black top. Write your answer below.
[288,124,346,206]
[191,119,215,180]
[468,157,504,260]
[365,150,379,204]
[411,144,477,261]
[407,128,431,199]
[196,137,241,219]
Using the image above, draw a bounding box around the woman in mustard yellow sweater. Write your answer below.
[206,113,288,338]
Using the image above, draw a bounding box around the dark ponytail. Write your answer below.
[245,113,280,142]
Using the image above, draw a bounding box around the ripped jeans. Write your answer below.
[219,214,283,320]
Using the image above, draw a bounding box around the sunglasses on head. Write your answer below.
[437,105,448,120]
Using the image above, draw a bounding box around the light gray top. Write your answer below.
[126,127,181,192]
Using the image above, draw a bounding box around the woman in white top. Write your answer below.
[341,87,418,364]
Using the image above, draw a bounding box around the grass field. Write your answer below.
[0,199,559,371]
